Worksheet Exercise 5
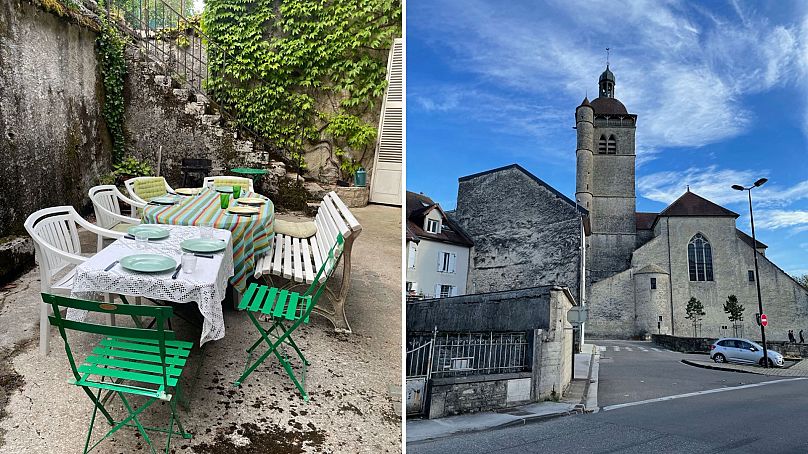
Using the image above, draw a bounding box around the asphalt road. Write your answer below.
[595,340,778,407]
[409,340,808,454]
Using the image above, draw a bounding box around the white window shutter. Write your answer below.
[450,286,458,297]
[411,282,418,292]
[434,284,441,298]
[449,253,456,273]
[437,251,443,272]
[408,243,417,268]
[369,38,403,205]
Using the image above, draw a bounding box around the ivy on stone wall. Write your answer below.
[202,0,401,177]
[97,15,127,163]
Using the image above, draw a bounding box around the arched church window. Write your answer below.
[688,233,714,281]
[607,135,617,154]
[598,135,607,154]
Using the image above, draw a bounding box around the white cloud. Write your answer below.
[410,0,808,162]
[755,210,808,231]
[637,166,808,209]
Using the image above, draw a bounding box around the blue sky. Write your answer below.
[407,0,808,276]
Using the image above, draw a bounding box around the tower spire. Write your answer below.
[606,47,610,68]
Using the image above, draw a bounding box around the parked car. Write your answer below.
[710,338,784,367]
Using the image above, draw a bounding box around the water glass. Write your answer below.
[181,253,197,274]
[135,232,149,249]
[220,193,230,209]
[233,185,242,199]
[201,225,215,239]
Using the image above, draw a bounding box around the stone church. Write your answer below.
[454,65,808,340]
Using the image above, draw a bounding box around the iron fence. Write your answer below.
[406,331,530,379]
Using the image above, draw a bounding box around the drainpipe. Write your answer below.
[666,217,675,336]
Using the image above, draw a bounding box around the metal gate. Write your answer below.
[405,338,433,416]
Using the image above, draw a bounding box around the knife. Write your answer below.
[104,260,119,271]
[194,253,214,259]
[171,264,182,279]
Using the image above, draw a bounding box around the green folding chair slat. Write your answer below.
[74,378,167,400]
[304,296,312,324]
[92,347,187,367]
[250,285,268,312]
[43,292,173,317]
[239,283,259,310]
[115,336,193,350]
[272,289,289,318]
[77,364,179,387]
[85,355,184,377]
[50,317,169,341]
[100,338,190,357]
[284,293,300,321]
[261,287,279,315]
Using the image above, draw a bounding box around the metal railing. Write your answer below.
[99,0,283,162]
[407,331,530,379]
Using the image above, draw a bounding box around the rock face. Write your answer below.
[0,0,109,238]
[333,186,369,208]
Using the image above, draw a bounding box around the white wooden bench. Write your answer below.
[254,191,362,332]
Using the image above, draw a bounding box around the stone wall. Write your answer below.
[427,374,532,419]
[454,165,583,302]
[651,334,717,353]
[0,0,109,240]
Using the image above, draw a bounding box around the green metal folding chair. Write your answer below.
[233,233,345,400]
[43,293,193,453]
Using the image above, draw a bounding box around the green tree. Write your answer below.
[723,295,745,337]
[793,274,808,290]
[685,297,706,338]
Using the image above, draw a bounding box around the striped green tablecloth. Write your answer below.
[142,188,274,293]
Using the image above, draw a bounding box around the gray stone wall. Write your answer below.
[454,167,582,302]
[0,1,109,238]
[587,269,635,337]
[427,374,531,419]
[122,45,269,188]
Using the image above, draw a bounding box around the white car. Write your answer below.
[710,338,784,367]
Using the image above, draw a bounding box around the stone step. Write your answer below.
[174,88,193,102]
[201,114,221,126]
[184,101,206,116]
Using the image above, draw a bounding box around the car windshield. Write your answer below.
[748,340,764,350]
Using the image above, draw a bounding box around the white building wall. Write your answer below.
[406,239,470,298]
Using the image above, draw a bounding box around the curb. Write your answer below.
[584,350,600,413]
[681,359,759,375]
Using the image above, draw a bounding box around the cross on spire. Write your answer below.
[606,47,610,67]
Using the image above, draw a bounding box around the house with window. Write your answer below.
[406,191,473,299]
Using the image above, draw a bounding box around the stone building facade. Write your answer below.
[453,165,587,303]
[577,67,808,339]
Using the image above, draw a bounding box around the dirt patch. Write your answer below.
[0,337,36,447]
[192,421,325,453]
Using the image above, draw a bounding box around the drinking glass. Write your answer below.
[233,185,241,199]
[220,193,230,209]
[181,253,197,274]
[135,232,149,249]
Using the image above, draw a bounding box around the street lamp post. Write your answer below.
[732,178,769,368]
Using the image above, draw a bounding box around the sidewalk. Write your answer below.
[406,344,600,444]
[683,358,808,377]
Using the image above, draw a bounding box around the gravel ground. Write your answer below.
[0,204,402,453]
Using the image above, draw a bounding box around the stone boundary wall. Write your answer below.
[652,334,808,358]
[427,373,532,419]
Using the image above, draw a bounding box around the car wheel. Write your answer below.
[713,353,726,363]
[759,358,774,367]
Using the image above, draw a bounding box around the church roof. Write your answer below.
[599,66,615,82]
[658,191,740,218]
[578,97,592,108]
[458,164,588,215]
[636,212,657,230]
[636,264,669,275]
[590,97,629,115]
[406,191,474,247]
[736,229,768,249]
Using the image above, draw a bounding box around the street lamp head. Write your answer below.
[754,178,768,187]
[731,184,745,191]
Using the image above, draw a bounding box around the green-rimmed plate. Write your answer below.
[127,225,170,240]
[120,254,177,273]
[181,238,227,254]
[150,195,178,205]
[214,186,234,193]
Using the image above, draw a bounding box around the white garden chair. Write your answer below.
[24,206,124,356]
[124,176,175,205]
[203,176,255,192]
[89,185,144,250]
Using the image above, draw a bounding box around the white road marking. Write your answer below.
[639,347,648,351]
[598,346,606,352]
[651,348,663,352]
[613,346,620,352]
[601,377,808,412]
[624,347,633,351]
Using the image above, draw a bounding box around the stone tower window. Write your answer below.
[688,233,714,281]
[607,135,617,154]
[598,135,607,154]
[650,278,657,289]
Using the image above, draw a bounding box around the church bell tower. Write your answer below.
[575,65,637,283]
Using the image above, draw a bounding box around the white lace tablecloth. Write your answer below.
[70,225,235,345]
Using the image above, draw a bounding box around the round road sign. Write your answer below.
[761,314,768,327]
